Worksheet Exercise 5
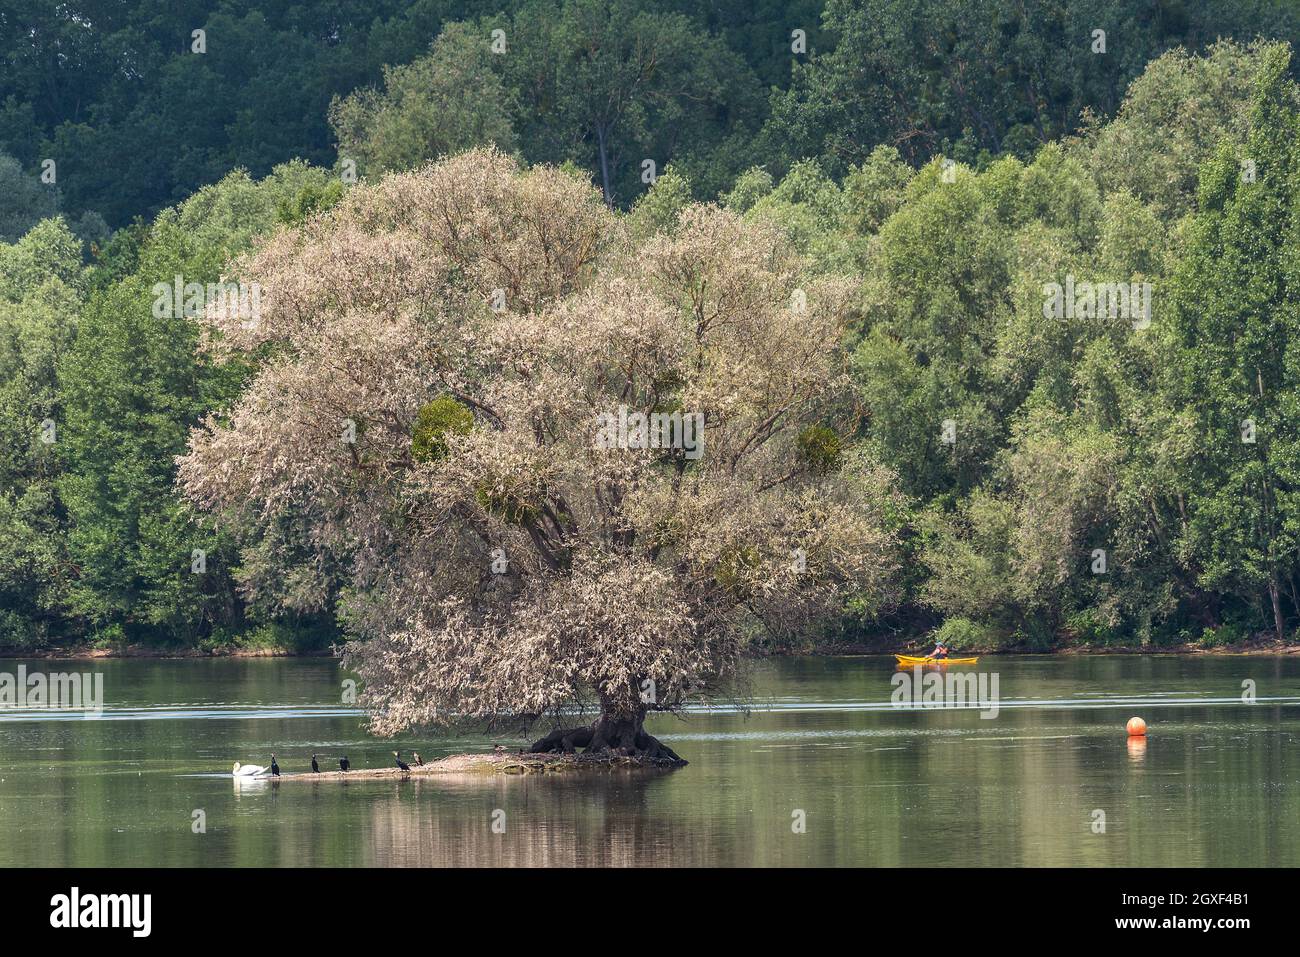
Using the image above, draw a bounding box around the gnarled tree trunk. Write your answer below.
[528,701,686,766]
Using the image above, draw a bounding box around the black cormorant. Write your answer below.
[393,750,411,772]
[412,751,423,766]
[311,754,319,773]
[340,755,350,772]
[270,754,280,776]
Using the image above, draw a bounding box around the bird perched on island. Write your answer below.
[339,755,350,772]
[493,744,506,753]
[270,755,280,777]
[412,751,423,766]
[311,754,319,774]
[393,750,411,772]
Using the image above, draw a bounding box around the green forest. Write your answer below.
[6,0,1300,655]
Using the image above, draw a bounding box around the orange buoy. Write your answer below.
[1126,716,1147,736]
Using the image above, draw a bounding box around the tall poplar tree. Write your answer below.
[1167,46,1300,640]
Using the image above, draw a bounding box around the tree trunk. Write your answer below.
[1270,575,1286,642]
[595,124,613,208]
[528,708,685,766]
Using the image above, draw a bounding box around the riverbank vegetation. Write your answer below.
[6,1,1300,682]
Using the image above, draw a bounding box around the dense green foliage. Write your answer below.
[7,1,1299,224]
[7,3,1300,651]
[852,40,1300,650]
[764,0,1300,173]
[411,397,476,463]
[0,0,808,225]
[1,161,343,649]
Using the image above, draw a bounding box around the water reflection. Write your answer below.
[1126,736,1148,761]
[363,771,688,867]
[1,654,1299,866]
[233,774,273,795]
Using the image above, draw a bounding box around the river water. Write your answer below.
[1,654,1297,866]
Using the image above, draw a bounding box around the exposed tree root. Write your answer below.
[529,718,686,766]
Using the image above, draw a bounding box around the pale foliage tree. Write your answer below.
[179,149,902,762]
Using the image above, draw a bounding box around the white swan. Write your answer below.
[232,761,268,777]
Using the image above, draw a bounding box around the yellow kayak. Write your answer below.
[895,654,980,665]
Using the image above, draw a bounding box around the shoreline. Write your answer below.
[11,646,337,661]
[10,641,1300,660]
[817,640,1300,657]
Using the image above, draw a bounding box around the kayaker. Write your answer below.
[929,638,950,660]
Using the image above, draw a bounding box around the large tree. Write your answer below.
[1165,45,1300,641]
[178,149,901,760]
[0,217,85,648]
[0,152,60,243]
[57,160,341,642]
[501,0,764,205]
[1074,40,1289,221]
[328,22,519,179]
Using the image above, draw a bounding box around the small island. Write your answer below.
[269,749,686,780]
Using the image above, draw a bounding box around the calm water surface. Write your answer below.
[2,654,1298,867]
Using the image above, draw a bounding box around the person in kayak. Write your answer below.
[929,638,950,660]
